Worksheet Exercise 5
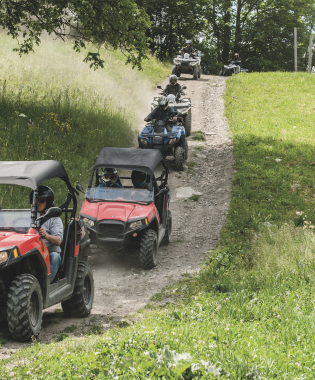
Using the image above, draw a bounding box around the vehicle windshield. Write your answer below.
[0,210,31,232]
[86,187,153,204]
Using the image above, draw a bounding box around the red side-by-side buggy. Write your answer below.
[79,147,172,269]
[0,160,94,341]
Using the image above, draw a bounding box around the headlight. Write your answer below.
[0,251,9,265]
[190,62,197,66]
[82,217,95,227]
[129,220,143,229]
[174,59,180,64]
[140,139,148,145]
[168,138,178,145]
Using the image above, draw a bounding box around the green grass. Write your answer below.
[0,34,170,208]
[4,72,315,378]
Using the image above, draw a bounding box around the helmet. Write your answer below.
[186,40,192,45]
[234,52,239,57]
[131,171,147,188]
[158,96,169,110]
[169,74,178,86]
[101,168,118,186]
[29,185,54,209]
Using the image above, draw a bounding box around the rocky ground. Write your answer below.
[0,74,233,359]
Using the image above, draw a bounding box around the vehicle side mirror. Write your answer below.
[157,85,162,89]
[155,188,168,198]
[35,207,62,228]
[76,184,85,194]
[182,86,187,90]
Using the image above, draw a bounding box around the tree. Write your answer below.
[203,0,315,73]
[135,0,207,60]
[0,0,151,69]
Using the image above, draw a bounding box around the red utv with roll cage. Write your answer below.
[0,161,94,342]
[78,147,172,269]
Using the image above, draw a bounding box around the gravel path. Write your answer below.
[0,74,233,359]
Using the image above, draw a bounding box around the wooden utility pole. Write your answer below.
[308,34,313,73]
[294,27,297,72]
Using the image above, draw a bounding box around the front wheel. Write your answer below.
[174,146,185,171]
[7,274,43,342]
[139,229,158,269]
[219,71,223,76]
[193,66,198,80]
[184,111,191,137]
[198,68,201,78]
[61,262,94,317]
[184,139,188,160]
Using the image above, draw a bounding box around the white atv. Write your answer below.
[172,53,201,80]
[152,85,192,137]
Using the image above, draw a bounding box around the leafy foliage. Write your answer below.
[0,0,150,69]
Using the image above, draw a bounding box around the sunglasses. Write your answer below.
[37,197,47,204]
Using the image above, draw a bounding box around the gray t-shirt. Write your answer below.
[42,217,64,253]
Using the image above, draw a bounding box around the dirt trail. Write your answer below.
[0,74,233,359]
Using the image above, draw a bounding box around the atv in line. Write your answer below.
[138,118,188,171]
[219,62,249,76]
[0,160,94,341]
[151,85,192,137]
[79,147,172,270]
[172,53,201,80]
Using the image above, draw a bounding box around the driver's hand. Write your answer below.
[39,227,47,238]
[144,117,148,122]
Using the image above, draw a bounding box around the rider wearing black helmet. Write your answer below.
[144,96,177,123]
[163,75,182,97]
[30,185,63,284]
[131,171,149,190]
[230,52,241,65]
[179,40,196,56]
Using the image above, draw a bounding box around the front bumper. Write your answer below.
[84,218,148,253]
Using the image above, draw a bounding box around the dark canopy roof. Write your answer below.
[94,148,164,176]
[0,160,69,189]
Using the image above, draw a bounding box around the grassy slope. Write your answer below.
[0,34,169,207]
[3,73,315,379]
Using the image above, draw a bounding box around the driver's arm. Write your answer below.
[144,108,157,122]
[39,229,61,246]
[39,218,63,247]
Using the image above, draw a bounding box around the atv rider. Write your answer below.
[34,186,63,284]
[98,168,122,188]
[229,53,241,65]
[131,171,150,190]
[162,75,182,99]
[144,96,177,131]
[179,40,196,57]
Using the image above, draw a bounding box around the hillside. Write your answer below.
[2,68,315,379]
[0,34,169,207]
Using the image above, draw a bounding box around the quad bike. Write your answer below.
[172,53,201,80]
[78,147,172,270]
[138,118,188,171]
[151,85,192,137]
[0,160,94,342]
[219,62,249,76]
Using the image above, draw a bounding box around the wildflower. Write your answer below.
[26,371,31,375]
[46,370,51,374]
